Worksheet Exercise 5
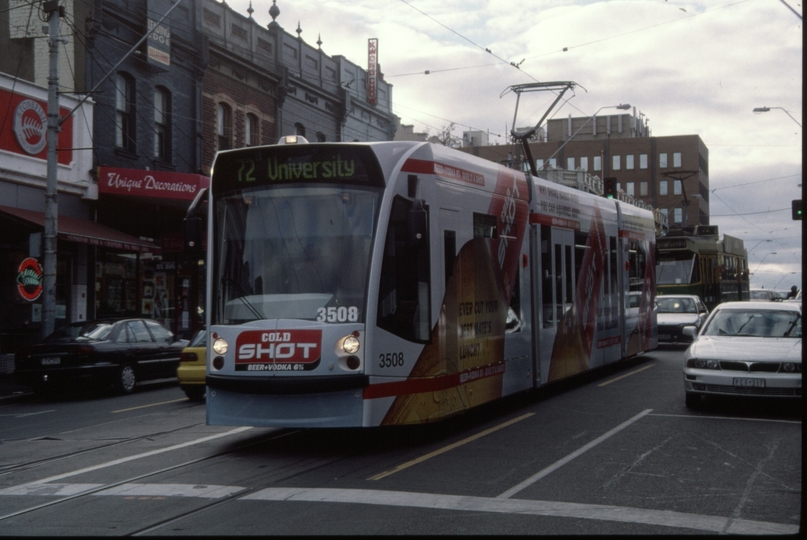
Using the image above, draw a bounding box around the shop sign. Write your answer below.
[16,257,43,301]
[97,167,209,201]
[0,88,73,163]
[367,38,378,106]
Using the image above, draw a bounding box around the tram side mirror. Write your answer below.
[408,199,428,247]
[184,216,203,256]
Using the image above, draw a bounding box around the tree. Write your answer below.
[427,123,463,148]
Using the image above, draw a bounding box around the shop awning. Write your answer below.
[0,205,160,253]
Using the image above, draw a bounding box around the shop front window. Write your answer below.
[95,251,173,326]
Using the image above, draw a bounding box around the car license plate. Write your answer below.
[41,357,61,365]
[659,334,671,340]
[733,378,764,388]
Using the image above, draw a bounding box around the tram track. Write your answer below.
[0,420,207,478]
[0,427,304,523]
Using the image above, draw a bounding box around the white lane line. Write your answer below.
[0,410,56,418]
[0,483,104,497]
[242,487,799,535]
[496,409,653,499]
[94,483,245,499]
[28,426,253,485]
[650,413,802,424]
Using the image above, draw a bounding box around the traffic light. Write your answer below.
[604,177,617,199]
[792,199,802,220]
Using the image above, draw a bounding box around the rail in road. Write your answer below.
[0,351,801,535]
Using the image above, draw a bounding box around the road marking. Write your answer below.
[27,427,253,485]
[598,364,654,387]
[650,413,801,424]
[0,410,56,418]
[496,409,653,499]
[112,398,189,413]
[367,413,534,481]
[0,483,104,497]
[242,487,799,535]
[94,483,245,499]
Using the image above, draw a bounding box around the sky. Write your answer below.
[231,0,802,293]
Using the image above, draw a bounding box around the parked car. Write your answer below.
[682,301,802,408]
[14,319,187,395]
[655,294,709,344]
[749,289,776,301]
[178,329,206,401]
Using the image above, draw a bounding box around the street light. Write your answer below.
[753,107,802,127]
[545,104,631,166]
[549,104,631,163]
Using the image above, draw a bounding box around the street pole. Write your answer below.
[43,0,62,339]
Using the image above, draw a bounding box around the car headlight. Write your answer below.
[781,363,801,373]
[687,358,720,369]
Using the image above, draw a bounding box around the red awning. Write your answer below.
[0,205,159,253]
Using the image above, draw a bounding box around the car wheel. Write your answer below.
[118,364,137,394]
[685,392,703,409]
[184,386,206,401]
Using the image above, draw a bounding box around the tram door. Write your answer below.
[537,226,576,382]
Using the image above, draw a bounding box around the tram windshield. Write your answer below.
[213,185,380,324]
[656,253,697,285]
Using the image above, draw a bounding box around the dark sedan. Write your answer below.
[14,319,187,395]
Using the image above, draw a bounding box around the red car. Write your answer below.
[14,319,188,396]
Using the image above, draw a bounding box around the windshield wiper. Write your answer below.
[222,278,264,320]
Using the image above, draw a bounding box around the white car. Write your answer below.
[655,294,709,344]
[682,301,802,408]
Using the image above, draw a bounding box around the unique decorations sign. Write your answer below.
[16,257,43,301]
[367,38,378,106]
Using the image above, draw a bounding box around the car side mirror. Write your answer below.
[682,326,698,339]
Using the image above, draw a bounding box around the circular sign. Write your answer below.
[17,257,44,301]
[13,99,48,155]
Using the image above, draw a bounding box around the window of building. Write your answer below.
[295,123,306,137]
[673,152,682,167]
[673,207,683,223]
[536,159,544,170]
[674,179,682,195]
[567,157,575,170]
[548,158,557,168]
[217,103,231,151]
[626,182,634,196]
[316,132,326,142]
[640,181,648,196]
[639,154,648,169]
[245,113,258,146]
[115,73,135,150]
[612,155,621,170]
[593,155,602,171]
[626,154,634,170]
[659,180,668,196]
[660,208,668,220]
[659,152,668,168]
[154,86,170,160]
[579,156,588,171]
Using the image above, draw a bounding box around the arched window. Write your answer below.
[245,113,259,147]
[217,103,232,151]
[154,86,171,160]
[115,73,135,150]
[295,123,306,138]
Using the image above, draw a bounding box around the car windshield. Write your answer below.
[189,329,207,347]
[701,309,802,338]
[750,290,770,300]
[656,297,696,313]
[44,322,113,342]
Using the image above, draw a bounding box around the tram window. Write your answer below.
[377,196,431,342]
[541,227,553,327]
[473,213,497,239]
[444,230,456,284]
[609,236,618,294]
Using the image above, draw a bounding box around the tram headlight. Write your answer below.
[212,336,229,356]
[342,335,360,355]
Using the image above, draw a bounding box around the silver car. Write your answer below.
[682,301,802,408]
[655,294,709,344]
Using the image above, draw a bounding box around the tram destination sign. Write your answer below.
[213,144,385,191]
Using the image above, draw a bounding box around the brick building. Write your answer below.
[460,110,709,229]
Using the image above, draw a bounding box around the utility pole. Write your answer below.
[42,0,63,339]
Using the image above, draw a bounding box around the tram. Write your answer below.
[195,136,657,427]
[656,225,749,311]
